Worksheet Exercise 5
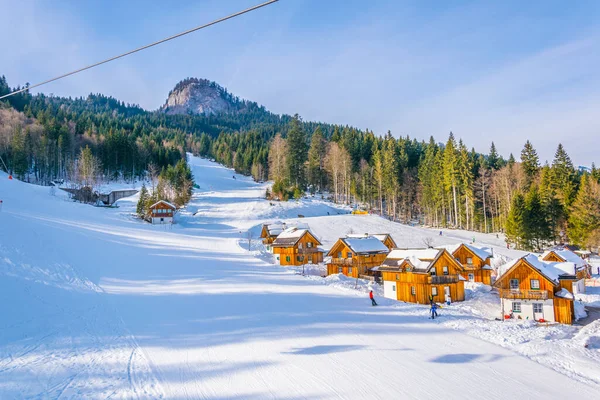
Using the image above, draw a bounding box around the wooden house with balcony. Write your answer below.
[494,254,579,324]
[326,236,390,278]
[271,227,324,266]
[260,222,285,252]
[377,248,466,305]
[148,200,176,224]
[441,243,493,284]
[346,233,397,251]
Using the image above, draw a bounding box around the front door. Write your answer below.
[468,273,474,282]
[533,303,544,321]
[444,286,451,303]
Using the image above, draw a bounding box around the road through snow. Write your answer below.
[1,156,599,398]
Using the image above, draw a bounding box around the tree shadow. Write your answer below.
[282,345,367,355]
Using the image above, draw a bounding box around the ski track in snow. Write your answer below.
[0,155,599,398]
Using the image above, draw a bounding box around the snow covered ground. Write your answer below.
[1,156,599,398]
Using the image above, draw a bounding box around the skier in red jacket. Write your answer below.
[369,290,377,306]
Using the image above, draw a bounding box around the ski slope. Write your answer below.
[1,156,599,399]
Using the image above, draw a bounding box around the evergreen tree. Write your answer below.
[520,141,539,188]
[487,142,500,170]
[10,125,28,179]
[550,143,577,208]
[506,192,526,249]
[568,174,600,248]
[524,185,549,251]
[285,115,308,189]
[443,132,460,226]
[137,184,148,216]
[307,127,326,192]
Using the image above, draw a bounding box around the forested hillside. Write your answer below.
[1,74,599,250]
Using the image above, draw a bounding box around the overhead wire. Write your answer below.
[0,0,279,101]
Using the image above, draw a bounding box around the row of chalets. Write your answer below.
[260,222,592,325]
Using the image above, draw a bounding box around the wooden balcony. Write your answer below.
[428,275,460,284]
[329,258,354,266]
[499,289,548,300]
[295,247,321,254]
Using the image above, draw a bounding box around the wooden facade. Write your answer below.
[376,234,397,251]
[450,244,492,285]
[380,249,465,305]
[326,239,389,278]
[260,225,277,245]
[494,258,575,324]
[272,230,324,266]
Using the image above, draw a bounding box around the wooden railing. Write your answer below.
[499,289,548,300]
[295,247,321,254]
[428,275,460,284]
[329,258,354,266]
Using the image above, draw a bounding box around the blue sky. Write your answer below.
[2,0,600,165]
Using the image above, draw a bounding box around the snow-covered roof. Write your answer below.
[555,288,574,300]
[541,249,587,266]
[263,222,285,237]
[149,200,176,209]
[497,254,581,285]
[438,243,492,261]
[342,236,390,254]
[382,249,442,271]
[272,227,320,247]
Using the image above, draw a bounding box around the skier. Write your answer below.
[439,230,442,236]
[430,302,439,319]
[369,290,378,306]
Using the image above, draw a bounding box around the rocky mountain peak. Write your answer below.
[160,78,239,115]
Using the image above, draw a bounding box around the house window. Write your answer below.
[431,287,438,296]
[298,243,303,249]
[468,273,474,282]
[307,242,313,248]
[347,252,352,258]
[430,269,436,276]
[337,252,342,258]
[308,256,313,264]
[297,256,303,262]
[442,266,449,275]
[392,285,396,292]
[348,267,353,274]
[466,257,473,265]
[530,279,540,290]
[395,274,400,280]
[411,286,416,296]
[512,302,521,313]
[286,256,291,262]
[338,266,343,274]
[533,303,543,313]
[510,279,519,290]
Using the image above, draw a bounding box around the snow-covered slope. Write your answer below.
[1,157,599,398]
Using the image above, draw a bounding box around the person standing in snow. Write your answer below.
[430,302,439,319]
[439,230,442,236]
[369,290,377,306]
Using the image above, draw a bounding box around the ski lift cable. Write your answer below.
[0,0,279,101]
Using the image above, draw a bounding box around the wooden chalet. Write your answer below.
[260,222,285,252]
[326,236,390,278]
[377,248,466,305]
[271,227,324,266]
[540,248,590,292]
[148,200,176,224]
[442,243,493,285]
[494,254,583,324]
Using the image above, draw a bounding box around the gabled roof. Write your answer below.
[271,227,321,247]
[438,243,492,262]
[261,222,285,238]
[379,248,462,273]
[346,233,396,247]
[149,200,176,210]
[330,236,390,256]
[495,254,581,287]
[540,249,587,266]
